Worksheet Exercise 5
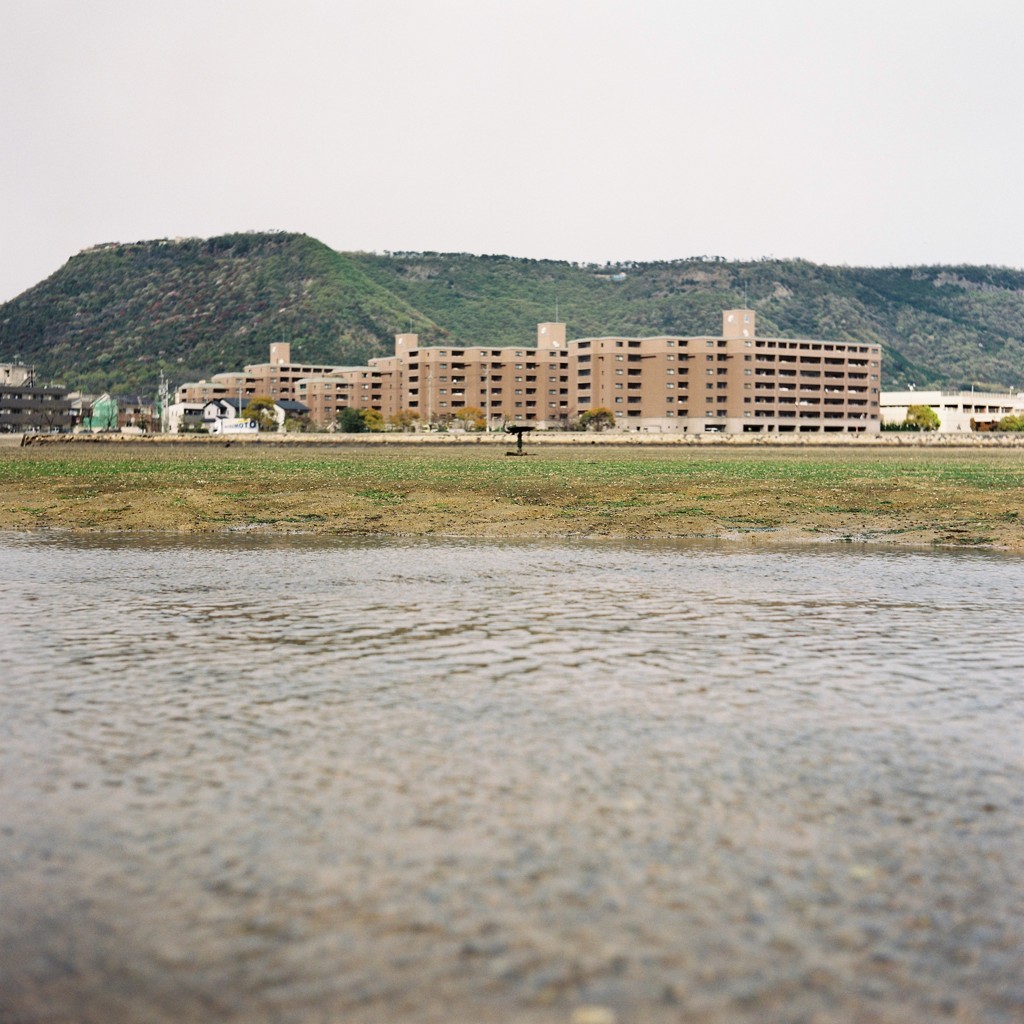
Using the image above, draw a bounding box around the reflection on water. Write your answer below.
[1,534,1022,1024]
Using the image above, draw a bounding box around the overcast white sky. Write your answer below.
[2,0,1022,302]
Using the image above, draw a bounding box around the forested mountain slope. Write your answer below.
[1,232,1021,395]
[351,252,1024,391]
[0,233,445,394]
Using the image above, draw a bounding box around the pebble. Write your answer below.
[570,1007,617,1024]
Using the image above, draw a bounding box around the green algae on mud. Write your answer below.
[1,444,1023,551]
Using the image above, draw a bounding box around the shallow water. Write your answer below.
[1,534,1022,1024]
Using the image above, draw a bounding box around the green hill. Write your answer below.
[1,232,1022,395]
[0,233,446,395]
[350,253,1024,391]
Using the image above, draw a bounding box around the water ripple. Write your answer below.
[1,534,1022,1024]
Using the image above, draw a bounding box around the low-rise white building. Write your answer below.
[164,397,309,433]
[881,390,1024,431]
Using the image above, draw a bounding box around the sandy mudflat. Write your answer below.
[2,439,1023,551]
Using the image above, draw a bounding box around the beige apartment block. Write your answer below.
[568,311,881,433]
[176,342,346,406]
[294,367,384,425]
[384,323,570,428]
[174,311,881,433]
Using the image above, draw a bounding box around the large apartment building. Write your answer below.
[0,363,74,433]
[176,342,345,405]
[177,311,882,433]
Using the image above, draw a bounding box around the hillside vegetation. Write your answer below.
[0,234,445,395]
[1,232,1022,395]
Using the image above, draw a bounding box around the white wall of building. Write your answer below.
[881,391,1024,431]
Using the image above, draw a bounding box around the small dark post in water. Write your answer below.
[505,424,535,456]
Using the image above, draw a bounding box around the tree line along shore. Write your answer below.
[1,443,1022,551]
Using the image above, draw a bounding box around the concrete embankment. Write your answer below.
[22,430,1024,448]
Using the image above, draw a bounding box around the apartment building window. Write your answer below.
[615,397,623,403]
[616,355,624,361]
[706,369,714,376]
[666,383,675,389]
[666,368,675,375]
